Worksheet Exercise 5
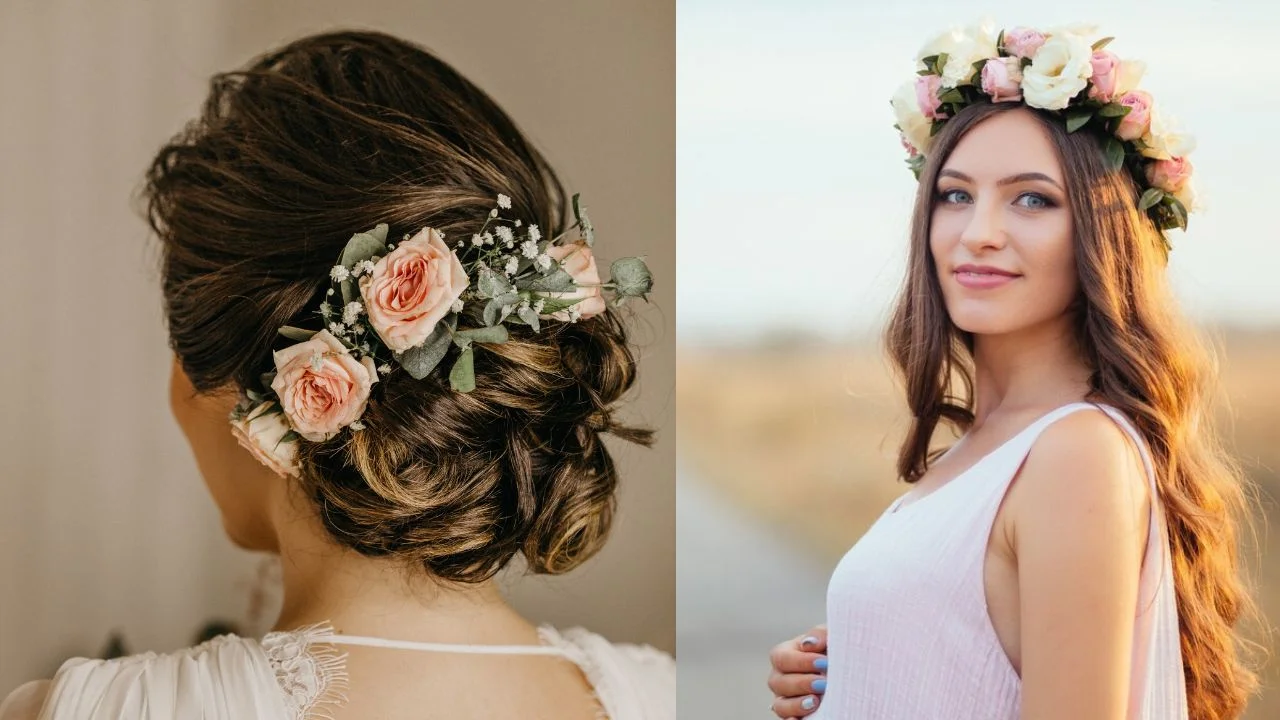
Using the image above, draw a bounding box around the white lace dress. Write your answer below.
[0,624,674,720]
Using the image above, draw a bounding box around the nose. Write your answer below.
[958,195,1007,252]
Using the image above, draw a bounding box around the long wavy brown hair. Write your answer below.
[884,101,1259,719]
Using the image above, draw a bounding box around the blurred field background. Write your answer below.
[677,1,1280,717]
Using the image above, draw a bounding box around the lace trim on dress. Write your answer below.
[261,622,350,720]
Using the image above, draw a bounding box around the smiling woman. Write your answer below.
[766,21,1258,720]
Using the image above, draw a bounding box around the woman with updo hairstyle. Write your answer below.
[0,29,672,720]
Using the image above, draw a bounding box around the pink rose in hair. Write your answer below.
[980,57,1023,102]
[1115,90,1153,141]
[229,402,300,477]
[1088,50,1121,101]
[539,242,606,321]
[1002,27,1046,58]
[271,330,379,442]
[1146,156,1193,193]
[359,227,468,352]
[914,75,947,120]
[900,133,919,158]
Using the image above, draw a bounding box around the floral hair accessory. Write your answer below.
[228,194,654,477]
[891,21,1197,243]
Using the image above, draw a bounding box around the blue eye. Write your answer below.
[938,189,972,204]
[1016,192,1055,209]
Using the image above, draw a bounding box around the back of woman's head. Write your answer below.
[886,100,1260,718]
[145,30,651,583]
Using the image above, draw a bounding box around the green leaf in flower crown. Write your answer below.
[938,87,965,105]
[996,29,1005,53]
[477,265,514,299]
[1103,137,1125,173]
[449,347,476,393]
[1092,36,1115,51]
[339,225,389,269]
[395,322,452,380]
[1168,197,1189,230]
[573,194,595,247]
[1065,108,1093,133]
[454,325,510,344]
[610,257,653,299]
[536,296,584,315]
[906,154,926,180]
[933,53,948,76]
[340,278,356,308]
[484,292,521,326]
[921,54,940,74]
[279,430,301,445]
[1098,102,1131,119]
[1138,187,1166,211]
[517,306,541,333]
[518,268,576,293]
[246,388,264,404]
[259,372,277,391]
[278,326,319,342]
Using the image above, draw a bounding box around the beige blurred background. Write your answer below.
[0,0,674,693]
[678,1,1279,718]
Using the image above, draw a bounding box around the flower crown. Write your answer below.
[228,194,654,477]
[891,22,1196,243]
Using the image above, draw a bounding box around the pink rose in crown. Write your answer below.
[1115,90,1153,141]
[359,227,468,353]
[1088,50,1121,101]
[229,402,300,477]
[539,243,607,321]
[1002,27,1046,58]
[1146,157,1193,193]
[981,57,1023,102]
[914,75,947,120]
[900,133,919,158]
[271,330,379,442]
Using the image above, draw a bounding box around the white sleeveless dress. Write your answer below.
[0,623,674,720]
[817,402,1188,719]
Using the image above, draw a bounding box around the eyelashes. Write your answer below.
[936,188,1060,209]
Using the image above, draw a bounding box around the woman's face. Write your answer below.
[929,108,1078,336]
[168,357,280,552]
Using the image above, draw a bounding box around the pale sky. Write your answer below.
[678,0,1280,343]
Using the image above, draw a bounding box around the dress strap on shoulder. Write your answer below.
[318,633,573,657]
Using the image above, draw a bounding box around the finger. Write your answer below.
[769,648,828,675]
[796,626,828,653]
[768,671,828,699]
[771,693,822,718]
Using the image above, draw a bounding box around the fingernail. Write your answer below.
[811,677,827,693]
[801,696,816,710]
[814,656,828,671]
[801,635,819,648]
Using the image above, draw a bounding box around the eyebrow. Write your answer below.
[938,169,1064,191]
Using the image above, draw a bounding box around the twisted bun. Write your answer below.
[146,30,651,581]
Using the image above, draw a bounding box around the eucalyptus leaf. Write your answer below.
[477,265,514,299]
[518,268,576,293]
[339,227,389,268]
[259,371,277,390]
[1138,187,1166,211]
[259,403,284,418]
[610,257,653,298]
[246,388,264,404]
[484,292,521,326]
[517,306,541,333]
[449,347,476,393]
[278,326,318,342]
[340,278,356,307]
[1168,197,1189,230]
[454,325,510,344]
[1103,137,1125,172]
[1091,36,1115,51]
[279,430,301,445]
[394,323,452,380]
[536,296,583,315]
[1065,109,1093,133]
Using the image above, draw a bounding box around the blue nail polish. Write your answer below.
[811,678,827,693]
[801,696,816,710]
[814,657,828,671]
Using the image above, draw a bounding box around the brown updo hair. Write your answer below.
[144,30,652,583]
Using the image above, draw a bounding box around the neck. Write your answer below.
[968,314,1092,427]
[265,484,538,645]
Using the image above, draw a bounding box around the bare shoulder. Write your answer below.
[0,680,50,720]
[1007,407,1150,546]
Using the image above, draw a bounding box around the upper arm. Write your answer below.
[1008,410,1151,720]
[0,680,50,720]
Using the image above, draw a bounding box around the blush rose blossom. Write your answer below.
[1088,50,1121,101]
[914,74,947,120]
[981,57,1023,102]
[1146,157,1193,193]
[1002,27,1046,58]
[270,330,379,442]
[1115,90,1154,141]
[229,402,299,477]
[540,242,607,321]
[359,227,468,353]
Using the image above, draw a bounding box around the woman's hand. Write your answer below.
[768,625,828,718]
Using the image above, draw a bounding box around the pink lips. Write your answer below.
[953,264,1020,289]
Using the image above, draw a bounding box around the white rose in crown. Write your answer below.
[916,23,999,88]
[891,81,935,156]
[1020,32,1094,110]
[1140,110,1197,160]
